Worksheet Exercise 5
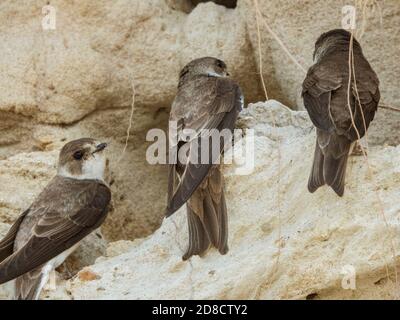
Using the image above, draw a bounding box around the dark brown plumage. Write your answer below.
[166,57,242,260]
[302,29,380,196]
[0,138,111,300]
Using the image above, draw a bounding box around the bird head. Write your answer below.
[179,57,230,83]
[57,138,108,181]
[313,29,361,61]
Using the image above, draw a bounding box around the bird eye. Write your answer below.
[216,60,224,69]
[73,150,84,160]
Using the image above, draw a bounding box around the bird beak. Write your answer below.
[93,142,107,154]
[226,71,231,77]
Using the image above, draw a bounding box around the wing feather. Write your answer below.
[0,182,110,285]
[302,64,341,131]
[0,210,30,263]
[166,77,242,216]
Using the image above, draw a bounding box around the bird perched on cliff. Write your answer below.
[0,138,111,300]
[302,29,380,196]
[166,57,243,260]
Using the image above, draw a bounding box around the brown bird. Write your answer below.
[0,138,111,299]
[302,29,380,196]
[166,57,243,260]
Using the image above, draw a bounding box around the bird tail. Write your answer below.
[323,149,349,197]
[308,137,350,197]
[183,166,228,260]
[14,268,46,300]
[308,141,325,193]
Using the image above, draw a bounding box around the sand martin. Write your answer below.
[166,57,243,260]
[0,138,111,299]
[302,29,380,196]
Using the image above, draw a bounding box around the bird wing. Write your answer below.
[166,77,242,216]
[0,182,111,285]
[352,56,380,106]
[302,62,342,131]
[0,209,30,263]
[349,58,380,139]
[303,54,380,140]
[14,268,44,300]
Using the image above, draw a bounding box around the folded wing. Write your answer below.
[166,77,242,216]
[0,182,110,285]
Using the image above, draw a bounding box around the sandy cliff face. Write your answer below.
[0,0,399,300]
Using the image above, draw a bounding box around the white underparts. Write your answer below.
[34,264,52,300]
[33,244,79,300]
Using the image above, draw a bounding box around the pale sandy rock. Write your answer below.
[104,240,139,259]
[166,0,196,14]
[61,100,400,300]
[0,151,56,223]
[0,283,13,300]
[0,223,8,237]
[242,0,400,145]
[0,0,260,127]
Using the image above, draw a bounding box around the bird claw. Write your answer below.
[350,142,367,156]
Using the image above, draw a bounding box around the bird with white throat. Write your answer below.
[166,57,243,260]
[0,138,111,300]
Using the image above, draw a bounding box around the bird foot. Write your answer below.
[56,262,75,280]
[350,142,367,156]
